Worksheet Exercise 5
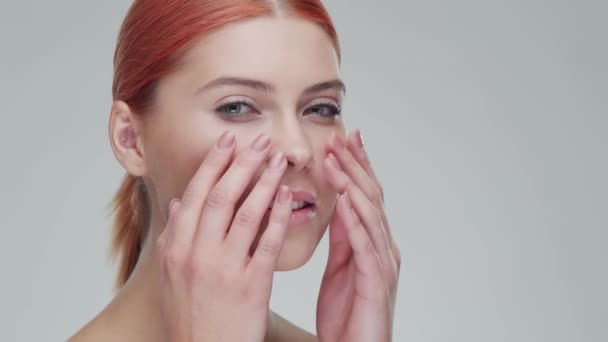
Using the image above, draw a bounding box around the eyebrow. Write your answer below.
[195,76,346,96]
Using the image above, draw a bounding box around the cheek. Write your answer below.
[306,120,346,152]
[176,142,214,192]
[147,125,218,204]
[159,124,269,204]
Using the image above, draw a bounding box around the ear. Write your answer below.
[108,100,147,176]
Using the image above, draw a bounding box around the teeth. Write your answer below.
[269,201,312,210]
[291,201,307,210]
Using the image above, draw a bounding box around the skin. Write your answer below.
[70,15,400,342]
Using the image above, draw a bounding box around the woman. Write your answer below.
[70,0,401,341]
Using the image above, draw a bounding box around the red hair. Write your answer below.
[110,0,341,288]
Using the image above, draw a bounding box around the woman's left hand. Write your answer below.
[316,130,401,342]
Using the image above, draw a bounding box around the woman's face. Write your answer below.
[139,16,345,270]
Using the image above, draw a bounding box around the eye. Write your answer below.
[215,101,257,116]
[304,102,342,119]
[214,99,262,122]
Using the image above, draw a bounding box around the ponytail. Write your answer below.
[109,173,150,289]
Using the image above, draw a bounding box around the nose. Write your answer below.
[272,118,314,172]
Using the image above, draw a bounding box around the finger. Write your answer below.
[323,206,353,279]
[157,198,180,246]
[323,153,350,193]
[335,131,399,264]
[346,129,382,195]
[325,150,401,269]
[346,130,400,265]
[345,183,393,273]
[225,151,287,261]
[327,132,383,207]
[194,133,271,247]
[248,186,292,292]
[336,193,382,280]
[170,131,236,259]
[157,199,181,276]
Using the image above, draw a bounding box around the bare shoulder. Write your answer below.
[268,311,318,342]
[67,308,127,342]
[67,320,115,342]
[71,309,315,342]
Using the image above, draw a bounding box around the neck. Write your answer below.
[97,200,169,341]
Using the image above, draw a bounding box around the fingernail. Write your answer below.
[277,185,291,204]
[252,133,271,152]
[327,153,342,171]
[269,152,285,168]
[217,131,235,150]
[354,129,364,148]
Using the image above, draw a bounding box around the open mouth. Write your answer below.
[269,190,317,210]
[290,200,314,211]
[266,190,317,227]
[269,200,314,211]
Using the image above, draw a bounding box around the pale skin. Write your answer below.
[70,16,400,342]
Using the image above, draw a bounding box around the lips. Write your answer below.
[269,189,316,210]
[264,189,317,227]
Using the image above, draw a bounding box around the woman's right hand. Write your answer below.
[155,131,292,342]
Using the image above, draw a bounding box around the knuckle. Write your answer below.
[234,207,257,226]
[205,187,231,209]
[181,187,199,207]
[257,238,282,257]
[185,256,205,281]
[164,248,185,270]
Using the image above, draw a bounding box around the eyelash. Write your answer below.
[214,100,342,119]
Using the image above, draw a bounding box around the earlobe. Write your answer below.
[108,100,147,176]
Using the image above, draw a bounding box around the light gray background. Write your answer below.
[0,0,606,341]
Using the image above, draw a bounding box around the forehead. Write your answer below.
[178,16,340,90]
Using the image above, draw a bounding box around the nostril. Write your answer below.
[285,153,314,171]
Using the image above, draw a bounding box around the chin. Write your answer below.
[273,223,329,271]
[275,230,325,272]
[274,246,314,271]
[250,202,333,271]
